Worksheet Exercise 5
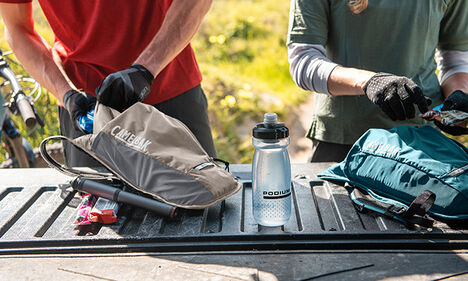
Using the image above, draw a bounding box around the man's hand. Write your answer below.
[96,64,154,111]
[435,90,468,135]
[63,89,96,133]
[364,73,431,121]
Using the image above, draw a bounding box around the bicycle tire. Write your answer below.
[0,142,64,168]
[2,134,30,168]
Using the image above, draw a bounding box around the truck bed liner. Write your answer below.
[0,164,466,255]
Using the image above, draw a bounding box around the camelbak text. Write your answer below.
[362,140,401,158]
[263,188,291,199]
[111,126,151,152]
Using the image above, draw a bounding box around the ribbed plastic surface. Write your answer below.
[0,164,465,254]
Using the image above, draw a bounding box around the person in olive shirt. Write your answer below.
[287,0,468,162]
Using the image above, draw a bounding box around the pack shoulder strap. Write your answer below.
[402,190,435,219]
[40,135,117,180]
[350,185,435,228]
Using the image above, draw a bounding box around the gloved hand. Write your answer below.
[364,73,431,121]
[434,90,468,136]
[63,89,97,133]
[96,64,154,111]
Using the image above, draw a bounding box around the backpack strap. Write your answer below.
[212,157,230,172]
[40,135,117,180]
[401,190,436,228]
[349,184,435,228]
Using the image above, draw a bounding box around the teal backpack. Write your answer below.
[318,126,468,227]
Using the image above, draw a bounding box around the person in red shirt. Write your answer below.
[0,0,216,166]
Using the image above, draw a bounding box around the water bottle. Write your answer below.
[252,113,291,226]
[78,109,94,134]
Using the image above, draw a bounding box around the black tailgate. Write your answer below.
[0,164,466,255]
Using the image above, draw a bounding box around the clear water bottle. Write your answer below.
[78,109,94,134]
[252,113,291,226]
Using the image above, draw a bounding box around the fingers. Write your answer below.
[95,78,110,104]
[397,84,416,119]
[434,120,468,136]
[367,73,434,121]
[84,93,97,110]
[85,92,96,101]
[381,81,430,120]
[380,86,398,121]
[404,83,429,114]
[96,71,141,111]
[403,99,415,119]
[380,100,397,121]
[96,76,121,110]
[386,93,406,120]
[441,101,455,111]
[441,90,468,111]
[383,84,410,121]
[106,79,126,111]
[424,97,432,107]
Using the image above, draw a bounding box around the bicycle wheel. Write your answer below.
[0,142,63,168]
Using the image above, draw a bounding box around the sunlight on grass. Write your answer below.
[193,0,308,162]
[0,0,308,164]
[0,0,465,165]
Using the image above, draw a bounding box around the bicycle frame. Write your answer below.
[0,50,42,168]
[0,50,41,128]
[0,87,5,126]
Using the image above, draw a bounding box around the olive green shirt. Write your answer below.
[288,0,468,144]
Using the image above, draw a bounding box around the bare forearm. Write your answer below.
[327,66,375,96]
[135,0,212,77]
[4,27,72,102]
[440,72,468,99]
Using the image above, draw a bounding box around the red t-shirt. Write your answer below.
[2,0,202,105]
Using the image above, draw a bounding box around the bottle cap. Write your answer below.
[264,113,277,127]
[253,113,289,139]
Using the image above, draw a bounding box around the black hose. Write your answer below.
[71,177,177,219]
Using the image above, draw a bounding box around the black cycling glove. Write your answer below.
[364,73,431,121]
[434,90,468,136]
[63,89,97,133]
[96,64,154,111]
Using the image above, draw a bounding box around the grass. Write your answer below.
[0,0,307,164]
[192,0,307,162]
[0,0,466,165]
[0,7,60,159]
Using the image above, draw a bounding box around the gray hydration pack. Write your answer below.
[41,102,242,209]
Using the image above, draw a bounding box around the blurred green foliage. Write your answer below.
[0,0,307,164]
[192,0,308,163]
[0,0,466,165]
[0,12,60,162]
